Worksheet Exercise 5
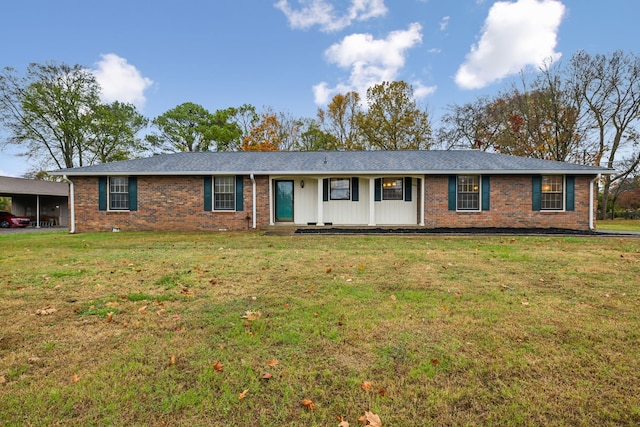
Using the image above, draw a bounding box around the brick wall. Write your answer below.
[423,175,594,230]
[71,175,271,232]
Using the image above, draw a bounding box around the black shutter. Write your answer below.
[351,177,359,201]
[323,179,329,202]
[204,176,212,211]
[128,177,137,211]
[235,175,244,211]
[566,176,575,211]
[98,177,107,211]
[374,178,382,201]
[532,176,542,211]
[404,177,412,202]
[481,176,490,211]
[448,176,456,211]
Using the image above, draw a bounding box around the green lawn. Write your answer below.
[1,231,639,426]
[598,219,640,232]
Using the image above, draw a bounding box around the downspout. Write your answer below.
[589,174,600,232]
[63,175,76,234]
[250,174,257,229]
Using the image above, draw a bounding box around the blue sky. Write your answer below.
[0,0,637,176]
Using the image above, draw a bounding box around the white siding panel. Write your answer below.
[375,180,418,225]
[323,179,370,225]
[294,179,318,225]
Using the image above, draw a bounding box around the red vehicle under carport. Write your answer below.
[0,211,31,228]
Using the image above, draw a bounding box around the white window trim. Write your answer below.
[456,175,481,212]
[108,176,130,211]
[541,175,565,212]
[213,176,236,211]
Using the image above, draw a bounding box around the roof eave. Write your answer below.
[51,169,613,176]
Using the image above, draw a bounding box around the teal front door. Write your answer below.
[275,180,294,222]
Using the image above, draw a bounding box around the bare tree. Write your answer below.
[569,50,640,219]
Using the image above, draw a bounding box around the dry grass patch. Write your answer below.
[1,231,639,426]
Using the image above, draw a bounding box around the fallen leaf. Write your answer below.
[169,354,176,366]
[301,398,315,410]
[242,310,261,321]
[238,389,249,400]
[138,305,147,315]
[361,381,373,391]
[362,411,382,427]
[106,301,119,308]
[521,301,530,306]
[390,295,396,301]
[262,372,273,380]
[338,415,350,427]
[72,373,80,383]
[213,360,224,372]
[35,307,57,316]
[377,388,386,397]
[106,312,114,323]
[326,267,332,273]
[0,375,6,384]
[267,359,279,367]
[431,358,440,366]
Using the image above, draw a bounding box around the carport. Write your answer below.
[0,176,69,227]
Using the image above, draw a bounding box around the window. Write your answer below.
[382,178,403,200]
[541,175,563,210]
[214,176,235,210]
[457,175,480,210]
[109,177,129,210]
[330,178,350,200]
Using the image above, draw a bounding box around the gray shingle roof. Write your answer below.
[50,150,613,176]
[0,175,69,196]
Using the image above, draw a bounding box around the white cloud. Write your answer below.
[92,54,153,109]
[413,82,437,99]
[439,16,450,31]
[455,0,566,90]
[313,23,434,105]
[274,0,387,32]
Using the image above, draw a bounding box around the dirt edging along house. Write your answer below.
[49,150,613,233]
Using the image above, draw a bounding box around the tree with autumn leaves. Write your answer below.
[317,81,432,151]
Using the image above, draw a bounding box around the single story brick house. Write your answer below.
[50,150,612,233]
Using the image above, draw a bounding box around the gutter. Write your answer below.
[250,174,256,229]
[62,175,75,234]
[52,169,612,177]
[589,174,600,231]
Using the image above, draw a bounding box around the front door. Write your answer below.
[275,180,294,222]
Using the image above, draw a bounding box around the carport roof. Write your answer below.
[0,176,68,197]
[50,150,613,176]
